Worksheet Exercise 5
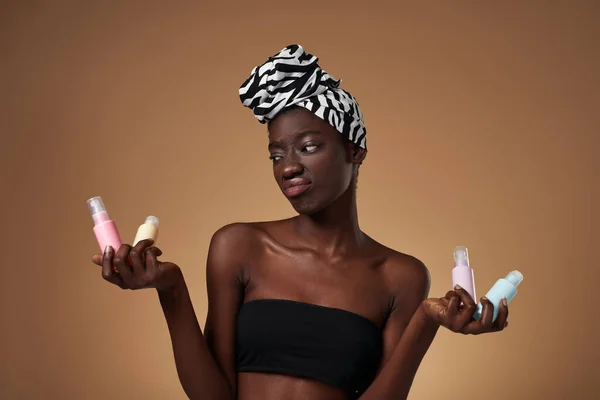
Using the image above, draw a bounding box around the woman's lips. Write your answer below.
[283,183,311,198]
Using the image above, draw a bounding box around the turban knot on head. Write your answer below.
[239,44,367,150]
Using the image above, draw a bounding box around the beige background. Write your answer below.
[1,1,598,399]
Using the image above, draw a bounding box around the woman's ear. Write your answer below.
[350,144,367,165]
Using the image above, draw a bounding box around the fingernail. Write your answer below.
[104,245,111,255]
[502,298,508,307]
[481,296,488,302]
[454,284,462,290]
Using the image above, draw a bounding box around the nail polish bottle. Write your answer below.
[133,216,159,246]
[87,196,122,252]
[473,270,524,322]
[452,246,477,301]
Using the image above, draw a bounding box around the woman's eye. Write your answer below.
[269,155,282,162]
[303,145,318,152]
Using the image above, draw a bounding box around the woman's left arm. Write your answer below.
[360,258,509,400]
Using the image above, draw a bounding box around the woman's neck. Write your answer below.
[292,185,364,257]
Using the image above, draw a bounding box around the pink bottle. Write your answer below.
[87,196,122,253]
[452,246,477,301]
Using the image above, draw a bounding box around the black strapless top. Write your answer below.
[235,299,383,397]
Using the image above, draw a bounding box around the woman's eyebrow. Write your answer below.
[268,130,322,149]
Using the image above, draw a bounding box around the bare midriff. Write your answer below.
[237,372,350,400]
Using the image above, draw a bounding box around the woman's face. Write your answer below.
[267,107,363,215]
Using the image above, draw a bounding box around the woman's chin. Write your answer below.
[287,189,348,216]
[289,196,334,216]
[290,199,323,216]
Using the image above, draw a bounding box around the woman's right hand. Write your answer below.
[91,239,181,292]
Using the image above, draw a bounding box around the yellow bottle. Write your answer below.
[133,216,159,246]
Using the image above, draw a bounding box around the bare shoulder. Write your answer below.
[207,220,287,266]
[210,219,288,245]
[366,237,431,303]
[209,222,260,250]
[205,222,259,278]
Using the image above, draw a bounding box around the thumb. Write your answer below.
[92,253,103,266]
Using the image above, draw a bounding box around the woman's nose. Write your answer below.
[281,156,304,179]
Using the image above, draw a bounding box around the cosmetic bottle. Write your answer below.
[452,246,477,302]
[473,270,524,322]
[87,196,122,253]
[133,216,159,246]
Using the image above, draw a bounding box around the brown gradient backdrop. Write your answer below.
[1,1,598,399]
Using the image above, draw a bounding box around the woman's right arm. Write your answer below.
[95,224,248,400]
[158,224,247,399]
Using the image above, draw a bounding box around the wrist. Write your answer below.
[156,267,190,316]
[156,266,185,295]
[416,301,440,330]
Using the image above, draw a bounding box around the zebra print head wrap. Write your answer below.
[239,44,367,150]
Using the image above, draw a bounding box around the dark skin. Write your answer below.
[92,107,509,400]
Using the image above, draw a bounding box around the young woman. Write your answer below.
[91,45,509,400]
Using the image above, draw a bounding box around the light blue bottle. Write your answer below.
[473,270,523,322]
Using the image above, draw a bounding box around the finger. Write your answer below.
[145,248,160,277]
[445,290,461,321]
[113,244,133,285]
[101,246,113,278]
[479,297,495,329]
[453,285,476,306]
[129,240,154,277]
[140,244,162,263]
[146,247,163,259]
[494,298,509,331]
[132,238,155,256]
[460,297,488,335]
[142,247,162,271]
[129,245,162,280]
[104,271,127,289]
[453,285,478,327]
[101,246,125,288]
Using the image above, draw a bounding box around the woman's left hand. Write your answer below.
[419,285,509,335]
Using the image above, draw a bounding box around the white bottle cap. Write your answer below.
[87,196,107,217]
[505,270,524,286]
[87,196,111,225]
[453,246,470,268]
[144,215,159,228]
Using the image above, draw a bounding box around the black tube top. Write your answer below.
[235,299,383,397]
